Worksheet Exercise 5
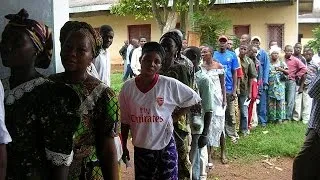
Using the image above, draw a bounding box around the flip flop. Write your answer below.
[207,163,214,170]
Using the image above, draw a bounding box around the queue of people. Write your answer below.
[0,8,320,180]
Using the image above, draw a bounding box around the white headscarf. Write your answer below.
[269,45,281,55]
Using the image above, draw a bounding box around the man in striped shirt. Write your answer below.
[293,71,320,179]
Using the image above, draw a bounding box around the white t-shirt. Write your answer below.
[313,54,320,66]
[119,75,201,150]
[87,63,100,79]
[0,81,12,144]
[126,44,133,65]
[130,47,142,76]
[94,49,111,86]
[235,47,240,57]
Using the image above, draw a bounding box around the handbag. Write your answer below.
[279,61,288,81]
[190,114,202,132]
[280,73,288,81]
[190,74,203,132]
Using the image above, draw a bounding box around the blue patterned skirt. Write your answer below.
[134,137,178,180]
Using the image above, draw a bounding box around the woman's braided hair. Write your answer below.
[160,31,182,58]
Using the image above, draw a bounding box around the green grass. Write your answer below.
[111,73,124,94]
[111,73,307,162]
[226,123,306,162]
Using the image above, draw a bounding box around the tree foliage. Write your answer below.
[307,26,320,52]
[192,12,231,49]
[111,0,214,34]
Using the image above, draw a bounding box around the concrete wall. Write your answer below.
[71,2,298,64]
[0,0,68,78]
[299,23,318,38]
[214,2,298,49]
[71,13,162,64]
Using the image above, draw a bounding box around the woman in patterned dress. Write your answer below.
[0,9,81,179]
[201,46,227,167]
[268,46,288,123]
[49,21,120,180]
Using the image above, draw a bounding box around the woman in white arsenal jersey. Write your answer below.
[119,42,201,180]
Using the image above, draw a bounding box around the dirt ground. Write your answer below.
[120,143,293,180]
[207,157,293,180]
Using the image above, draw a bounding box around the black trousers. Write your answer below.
[293,129,320,180]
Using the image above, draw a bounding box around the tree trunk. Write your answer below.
[180,10,187,37]
[162,11,178,34]
[151,0,165,34]
[194,0,199,12]
[188,0,194,31]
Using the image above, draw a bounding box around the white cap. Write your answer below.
[251,36,261,42]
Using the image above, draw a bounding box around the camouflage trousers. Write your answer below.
[173,124,191,180]
[235,97,240,132]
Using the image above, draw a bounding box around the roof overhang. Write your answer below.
[70,4,113,13]
[299,14,320,23]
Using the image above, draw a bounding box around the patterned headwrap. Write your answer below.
[5,9,51,55]
[60,21,102,58]
[4,9,53,68]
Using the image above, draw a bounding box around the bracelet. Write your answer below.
[200,134,208,137]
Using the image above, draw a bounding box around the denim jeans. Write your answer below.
[122,64,133,81]
[190,134,207,180]
[238,94,249,133]
[258,89,268,125]
[286,80,297,120]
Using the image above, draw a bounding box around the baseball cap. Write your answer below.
[251,36,261,42]
[218,35,228,42]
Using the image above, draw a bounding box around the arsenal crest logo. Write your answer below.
[156,97,164,106]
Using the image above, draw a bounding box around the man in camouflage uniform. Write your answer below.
[159,30,194,180]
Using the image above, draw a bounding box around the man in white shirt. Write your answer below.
[312,49,320,65]
[130,37,147,76]
[123,39,139,81]
[0,81,12,180]
[94,25,114,86]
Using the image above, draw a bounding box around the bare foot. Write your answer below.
[221,154,228,164]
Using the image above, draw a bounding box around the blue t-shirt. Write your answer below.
[213,50,240,93]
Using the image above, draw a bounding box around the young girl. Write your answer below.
[120,42,201,180]
[50,21,119,180]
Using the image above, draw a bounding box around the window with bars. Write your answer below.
[267,24,284,48]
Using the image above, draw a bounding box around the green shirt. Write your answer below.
[239,56,258,95]
[191,68,214,134]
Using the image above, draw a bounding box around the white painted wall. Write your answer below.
[53,0,69,73]
[313,0,320,13]
[0,0,68,78]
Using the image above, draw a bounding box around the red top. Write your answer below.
[135,74,159,93]
[285,55,307,80]
[237,57,244,78]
